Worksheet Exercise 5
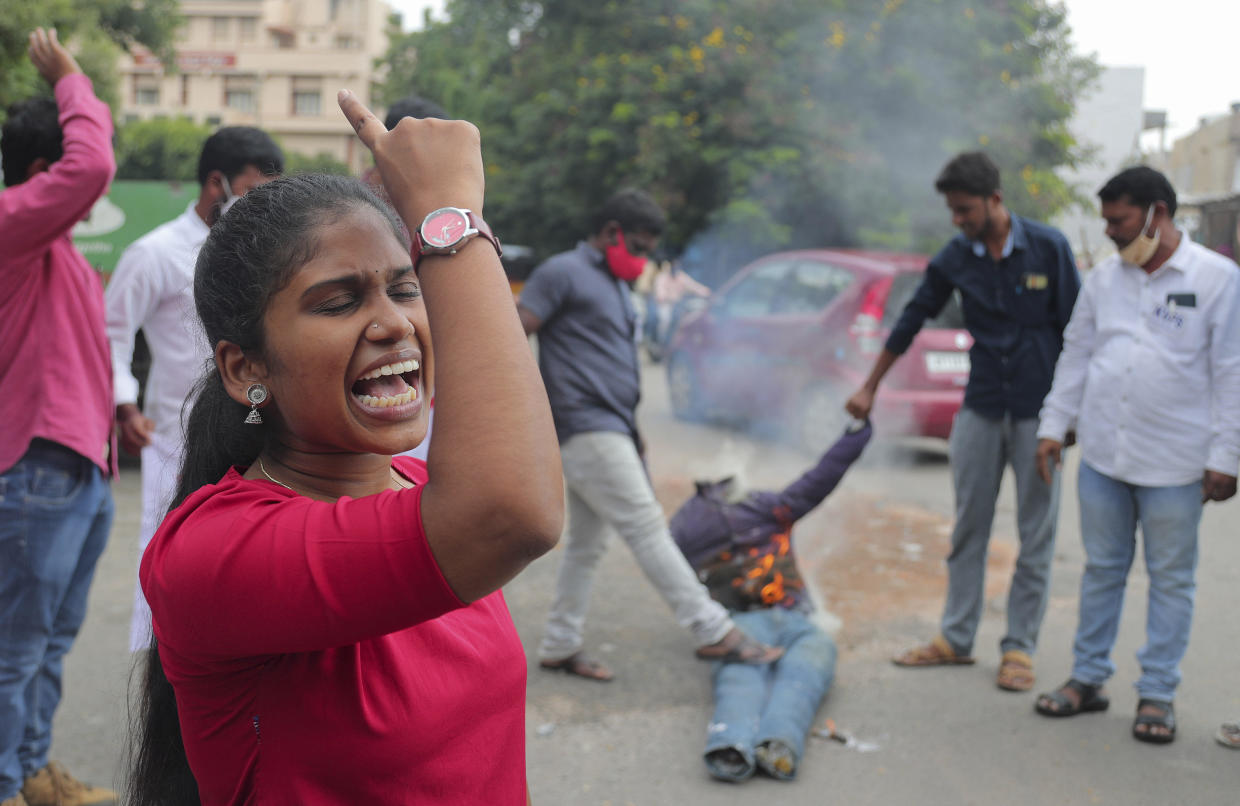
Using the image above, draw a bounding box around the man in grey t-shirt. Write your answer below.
[518,189,781,681]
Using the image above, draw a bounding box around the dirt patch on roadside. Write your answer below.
[809,493,1016,650]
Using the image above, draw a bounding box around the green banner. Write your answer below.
[72,180,196,279]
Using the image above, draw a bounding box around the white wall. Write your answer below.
[1053,66,1146,267]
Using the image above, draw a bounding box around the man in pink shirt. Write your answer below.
[0,28,119,806]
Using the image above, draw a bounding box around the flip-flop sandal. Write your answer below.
[1132,699,1176,745]
[1035,678,1110,717]
[1216,722,1240,749]
[892,635,976,667]
[694,628,784,665]
[996,650,1035,692]
[539,652,614,682]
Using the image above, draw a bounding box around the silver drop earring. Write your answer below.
[244,383,268,425]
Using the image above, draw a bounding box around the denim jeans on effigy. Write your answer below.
[0,440,113,800]
[704,608,837,782]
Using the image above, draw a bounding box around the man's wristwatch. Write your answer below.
[413,207,502,271]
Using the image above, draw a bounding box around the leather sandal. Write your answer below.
[1132,699,1175,744]
[892,635,976,667]
[1035,678,1110,717]
[1216,721,1240,749]
[695,627,784,665]
[996,650,1035,691]
[539,652,614,682]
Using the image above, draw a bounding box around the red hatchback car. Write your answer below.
[665,249,972,444]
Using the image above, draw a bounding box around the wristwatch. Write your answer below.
[413,207,502,270]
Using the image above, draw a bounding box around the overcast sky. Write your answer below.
[1065,0,1240,144]
[385,0,1240,145]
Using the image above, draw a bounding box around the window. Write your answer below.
[136,85,160,105]
[335,35,356,50]
[293,90,322,116]
[226,89,255,112]
[225,76,256,113]
[212,17,230,40]
[771,262,853,315]
[239,17,258,43]
[718,261,792,318]
[292,77,323,116]
[206,115,223,127]
[882,272,966,329]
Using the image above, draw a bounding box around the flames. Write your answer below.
[743,530,792,605]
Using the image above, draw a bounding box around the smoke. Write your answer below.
[684,436,753,497]
[675,1,1090,286]
[652,3,1069,463]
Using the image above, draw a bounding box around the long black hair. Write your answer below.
[128,174,405,806]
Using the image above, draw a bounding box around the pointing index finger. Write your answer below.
[337,89,386,151]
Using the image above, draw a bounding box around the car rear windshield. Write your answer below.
[881,271,966,330]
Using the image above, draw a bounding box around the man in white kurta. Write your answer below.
[105,127,282,651]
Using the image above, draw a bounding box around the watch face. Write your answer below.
[422,208,470,248]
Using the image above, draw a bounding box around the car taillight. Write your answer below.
[850,278,891,357]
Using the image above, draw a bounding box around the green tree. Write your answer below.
[0,0,182,117]
[381,0,1097,281]
[115,117,210,181]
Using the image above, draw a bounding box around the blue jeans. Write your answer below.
[1070,462,1202,702]
[704,609,836,781]
[0,440,113,798]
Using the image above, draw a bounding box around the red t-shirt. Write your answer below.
[140,457,527,805]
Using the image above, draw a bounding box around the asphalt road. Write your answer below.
[51,359,1240,804]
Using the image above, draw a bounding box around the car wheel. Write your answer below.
[797,382,848,449]
[667,352,704,422]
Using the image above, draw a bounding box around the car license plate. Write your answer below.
[925,351,970,374]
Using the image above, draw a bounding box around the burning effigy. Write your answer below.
[667,419,871,783]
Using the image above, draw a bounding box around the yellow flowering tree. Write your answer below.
[383,0,1096,282]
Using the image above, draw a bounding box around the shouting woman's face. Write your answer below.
[255,204,432,457]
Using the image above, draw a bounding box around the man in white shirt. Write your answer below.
[105,127,283,652]
[1033,167,1240,745]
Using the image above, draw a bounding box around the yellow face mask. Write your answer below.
[1118,206,1160,266]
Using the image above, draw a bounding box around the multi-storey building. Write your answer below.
[1165,103,1240,260]
[118,0,392,173]
[1166,104,1240,199]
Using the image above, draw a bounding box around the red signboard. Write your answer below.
[132,51,237,70]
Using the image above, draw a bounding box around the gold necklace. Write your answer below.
[257,457,294,490]
[257,457,412,492]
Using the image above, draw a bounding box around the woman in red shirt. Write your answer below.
[128,93,564,805]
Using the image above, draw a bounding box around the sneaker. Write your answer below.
[1,792,29,806]
[754,738,797,781]
[21,762,116,806]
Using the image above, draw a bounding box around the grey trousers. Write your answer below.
[539,431,734,661]
[941,407,1060,656]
